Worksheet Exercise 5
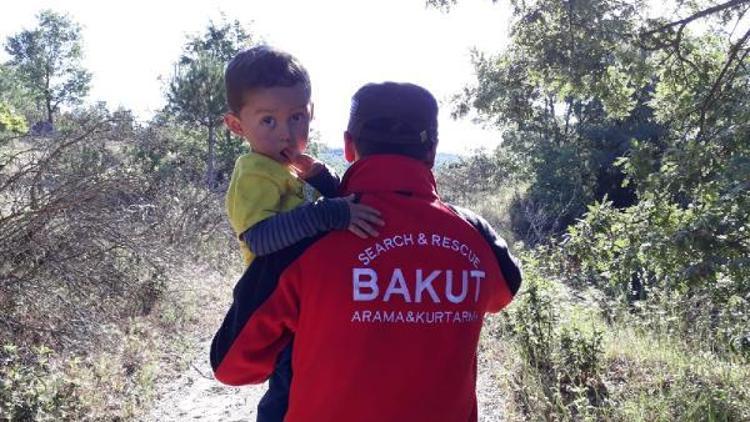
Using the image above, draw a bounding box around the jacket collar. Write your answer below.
[340,154,439,200]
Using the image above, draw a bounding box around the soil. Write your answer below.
[147,337,506,421]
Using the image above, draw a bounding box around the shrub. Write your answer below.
[562,198,750,359]
[0,344,85,421]
[0,112,237,418]
[492,254,608,419]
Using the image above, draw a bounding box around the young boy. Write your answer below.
[222,46,383,267]
[220,45,384,421]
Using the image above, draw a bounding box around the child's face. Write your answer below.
[225,83,312,165]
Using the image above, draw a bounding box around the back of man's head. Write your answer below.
[346,82,438,165]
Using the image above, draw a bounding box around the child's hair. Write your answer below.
[225,45,311,113]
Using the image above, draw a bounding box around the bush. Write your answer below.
[435,152,517,244]
[0,344,85,420]
[0,112,237,418]
[490,254,608,419]
[0,102,27,135]
[562,198,750,359]
[489,250,750,421]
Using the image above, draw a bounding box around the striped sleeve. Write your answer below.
[242,198,350,256]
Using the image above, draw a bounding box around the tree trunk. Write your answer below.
[46,96,53,126]
[45,66,53,126]
[207,124,216,189]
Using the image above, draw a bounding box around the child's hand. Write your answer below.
[291,154,323,179]
[344,194,385,238]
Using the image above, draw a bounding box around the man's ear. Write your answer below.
[224,113,244,136]
[309,102,315,121]
[425,139,439,168]
[344,131,356,163]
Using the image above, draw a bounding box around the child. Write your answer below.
[222,45,383,267]
[220,45,384,421]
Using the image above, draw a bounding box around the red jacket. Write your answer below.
[212,155,521,421]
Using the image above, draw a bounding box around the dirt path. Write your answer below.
[148,338,506,421]
[147,339,267,422]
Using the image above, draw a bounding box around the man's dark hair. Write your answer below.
[347,82,438,162]
[225,45,311,113]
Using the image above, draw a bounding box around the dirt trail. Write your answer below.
[148,339,506,421]
[147,339,267,422]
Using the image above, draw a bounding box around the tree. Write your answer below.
[434,0,750,353]
[4,10,91,126]
[441,0,749,243]
[165,18,252,188]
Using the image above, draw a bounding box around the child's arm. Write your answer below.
[292,154,340,198]
[243,196,382,256]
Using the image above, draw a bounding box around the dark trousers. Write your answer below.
[257,343,292,422]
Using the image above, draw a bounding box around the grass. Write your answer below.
[604,327,750,421]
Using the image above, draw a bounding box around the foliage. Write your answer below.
[434,151,518,242]
[166,52,226,130]
[447,0,749,246]
[0,64,35,128]
[487,251,750,421]
[0,344,85,420]
[4,10,91,125]
[490,254,608,419]
[555,5,750,360]
[0,109,233,345]
[563,197,750,358]
[435,150,502,203]
[436,0,750,364]
[0,102,26,135]
[451,0,656,242]
[0,106,239,418]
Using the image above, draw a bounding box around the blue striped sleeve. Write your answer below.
[242,198,350,256]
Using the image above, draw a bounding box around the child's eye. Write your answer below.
[291,112,308,123]
[261,116,276,127]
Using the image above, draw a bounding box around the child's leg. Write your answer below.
[256,342,293,422]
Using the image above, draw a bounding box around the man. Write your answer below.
[211,82,522,421]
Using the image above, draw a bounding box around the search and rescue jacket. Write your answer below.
[211,154,522,422]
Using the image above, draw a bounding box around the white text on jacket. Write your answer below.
[353,268,487,303]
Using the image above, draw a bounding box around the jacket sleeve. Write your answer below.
[210,239,314,386]
[446,204,523,306]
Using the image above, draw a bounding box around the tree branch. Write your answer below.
[697,26,750,139]
[640,0,750,38]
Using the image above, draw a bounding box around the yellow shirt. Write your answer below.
[225,152,320,266]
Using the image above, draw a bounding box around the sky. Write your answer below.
[0,0,514,154]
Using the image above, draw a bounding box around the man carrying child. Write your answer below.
[212,65,522,421]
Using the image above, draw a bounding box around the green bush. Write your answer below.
[562,198,750,359]
[491,251,750,421]
[493,255,608,419]
[0,102,26,135]
[0,344,85,421]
